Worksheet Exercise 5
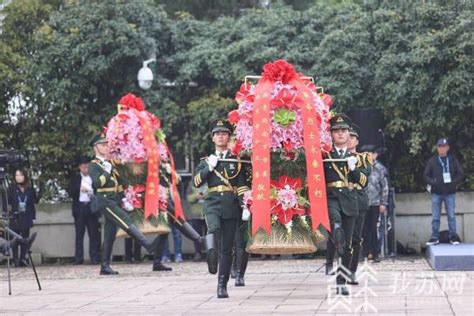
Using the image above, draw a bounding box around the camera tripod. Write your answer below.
[0,166,41,295]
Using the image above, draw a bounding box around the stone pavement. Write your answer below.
[1,256,473,315]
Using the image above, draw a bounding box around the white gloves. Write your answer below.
[242,206,251,221]
[347,156,357,171]
[103,161,112,173]
[165,163,172,175]
[122,198,134,211]
[207,154,219,171]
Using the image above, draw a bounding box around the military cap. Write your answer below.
[89,132,107,147]
[349,123,360,138]
[330,114,352,130]
[210,119,233,135]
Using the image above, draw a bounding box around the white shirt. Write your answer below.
[79,173,93,202]
[215,150,228,159]
[334,146,347,157]
[96,155,112,173]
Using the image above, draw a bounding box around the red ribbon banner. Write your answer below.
[291,79,330,232]
[163,142,185,221]
[251,78,273,235]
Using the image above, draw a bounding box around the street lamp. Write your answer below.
[137,58,156,90]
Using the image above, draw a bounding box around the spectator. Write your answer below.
[8,169,38,267]
[424,138,464,245]
[186,181,208,262]
[67,158,101,265]
[362,148,388,262]
[161,224,183,263]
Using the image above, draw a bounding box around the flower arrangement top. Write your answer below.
[229,60,333,157]
[106,93,168,163]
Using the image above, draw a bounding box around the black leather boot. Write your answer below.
[333,225,345,257]
[175,221,201,242]
[348,242,361,285]
[100,239,119,275]
[230,252,237,279]
[325,239,336,275]
[235,248,249,287]
[126,224,159,254]
[152,235,172,271]
[217,254,232,298]
[335,250,352,295]
[205,234,218,274]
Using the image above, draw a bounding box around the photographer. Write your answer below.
[8,169,38,267]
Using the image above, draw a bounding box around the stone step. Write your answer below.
[426,243,474,271]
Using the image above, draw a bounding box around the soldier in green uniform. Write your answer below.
[193,119,249,299]
[88,132,160,275]
[323,114,365,296]
[347,124,372,285]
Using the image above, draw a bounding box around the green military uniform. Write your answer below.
[323,114,365,294]
[193,119,249,298]
[348,126,372,282]
[88,133,158,275]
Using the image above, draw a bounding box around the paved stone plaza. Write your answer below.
[1,257,473,315]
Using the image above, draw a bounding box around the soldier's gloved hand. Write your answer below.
[242,206,251,221]
[165,163,172,175]
[122,198,134,211]
[347,156,357,171]
[207,154,219,171]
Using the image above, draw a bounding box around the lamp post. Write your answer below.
[137,58,156,90]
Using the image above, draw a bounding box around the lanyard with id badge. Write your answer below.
[18,194,28,213]
[439,157,451,183]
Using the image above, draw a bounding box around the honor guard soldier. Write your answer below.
[193,119,249,298]
[88,132,160,275]
[323,114,366,296]
[347,124,372,285]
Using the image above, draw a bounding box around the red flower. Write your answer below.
[283,140,293,152]
[133,97,146,111]
[231,139,243,156]
[228,110,240,125]
[262,60,298,83]
[235,83,254,103]
[118,93,146,111]
[270,88,304,110]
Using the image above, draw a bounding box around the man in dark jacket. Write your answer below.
[67,157,101,265]
[424,138,464,245]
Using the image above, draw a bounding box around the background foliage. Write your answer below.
[0,0,472,198]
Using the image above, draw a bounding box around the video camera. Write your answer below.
[0,149,27,166]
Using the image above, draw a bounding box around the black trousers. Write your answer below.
[362,206,380,257]
[11,228,30,264]
[124,238,142,262]
[74,202,101,263]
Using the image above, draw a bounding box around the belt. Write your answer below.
[326,181,353,189]
[97,185,123,193]
[208,185,235,194]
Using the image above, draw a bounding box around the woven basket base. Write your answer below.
[247,243,317,255]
